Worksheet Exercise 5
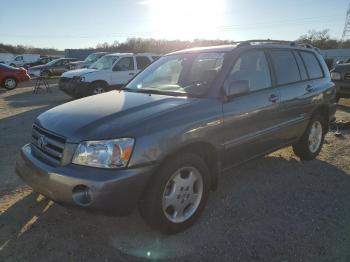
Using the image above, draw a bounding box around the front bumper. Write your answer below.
[59,79,89,98]
[16,144,155,215]
[334,81,350,98]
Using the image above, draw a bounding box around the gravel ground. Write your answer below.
[1,80,350,262]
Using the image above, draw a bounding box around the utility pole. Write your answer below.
[341,3,350,47]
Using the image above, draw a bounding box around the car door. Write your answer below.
[222,49,283,168]
[267,49,316,142]
[111,57,137,86]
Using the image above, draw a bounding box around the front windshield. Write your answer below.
[89,56,118,70]
[126,52,225,96]
[46,59,60,66]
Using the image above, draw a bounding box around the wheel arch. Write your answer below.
[311,105,330,131]
[153,141,221,192]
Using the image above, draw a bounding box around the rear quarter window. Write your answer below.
[269,50,300,85]
[299,51,324,79]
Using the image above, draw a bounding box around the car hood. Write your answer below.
[35,90,194,142]
[29,65,46,70]
[333,63,350,72]
[62,68,98,78]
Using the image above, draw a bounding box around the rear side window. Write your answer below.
[227,50,271,92]
[293,51,308,81]
[136,56,152,70]
[300,51,323,79]
[269,50,300,85]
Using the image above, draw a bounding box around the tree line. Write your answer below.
[1,29,350,55]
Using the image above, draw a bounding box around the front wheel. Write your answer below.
[139,153,210,234]
[2,77,17,90]
[89,82,107,96]
[293,114,326,160]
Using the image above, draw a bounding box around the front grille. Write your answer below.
[344,73,350,81]
[31,125,66,164]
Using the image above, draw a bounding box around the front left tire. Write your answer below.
[2,77,18,90]
[139,152,211,234]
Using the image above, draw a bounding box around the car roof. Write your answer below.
[167,40,318,55]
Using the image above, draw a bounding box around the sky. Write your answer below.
[0,0,349,50]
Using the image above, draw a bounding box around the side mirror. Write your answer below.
[337,60,344,65]
[224,80,250,99]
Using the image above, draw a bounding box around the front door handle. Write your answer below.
[306,85,313,92]
[269,94,279,103]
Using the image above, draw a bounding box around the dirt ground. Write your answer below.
[1,79,350,262]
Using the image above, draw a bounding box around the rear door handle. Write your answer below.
[129,72,135,76]
[269,94,279,103]
[306,85,313,92]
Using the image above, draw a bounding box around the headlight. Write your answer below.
[73,76,85,82]
[331,72,342,81]
[72,138,135,168]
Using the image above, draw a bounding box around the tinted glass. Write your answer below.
[136,56,152,70]
[270,50,300,85]
[300,51,323,79]
[293,51,308,81]
[113,57,134,71]
[226,50,271,92]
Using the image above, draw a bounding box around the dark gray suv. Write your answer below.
[16,40,336,234]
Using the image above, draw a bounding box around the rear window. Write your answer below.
[136,56,152,70]
[269,50,300,85]
[300,51,323,79]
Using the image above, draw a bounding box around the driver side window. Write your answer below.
[225,50,271,93]
[113,57,134,71]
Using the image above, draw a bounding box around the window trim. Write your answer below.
[223,49,274,96]
[298,50,325,81]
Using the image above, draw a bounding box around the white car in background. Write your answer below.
[59,53,159,98]
[69,52,109,70]
[7,54,40,67]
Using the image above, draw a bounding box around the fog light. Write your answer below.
[72,185,92,206]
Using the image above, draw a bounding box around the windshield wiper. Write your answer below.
[122,87,187,97]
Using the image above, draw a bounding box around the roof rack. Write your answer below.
[235,39,315,49]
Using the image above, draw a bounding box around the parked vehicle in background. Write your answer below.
[330,58,350,101]
[59,53,156,98]
[0,53,15,64]
[0,63,30,90]
[7,54,40,67]
[16,40,336,234]
[23,56,59,69]
[28,58,78,77]
[69,52,108,70]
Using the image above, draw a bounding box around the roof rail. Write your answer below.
[235,39,315,49]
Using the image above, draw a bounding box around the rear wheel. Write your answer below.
[2,77,17,90]
[293,114,326,160]
[139,153,210,234]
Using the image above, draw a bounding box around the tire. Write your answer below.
[139,153,211,234]
[293,114,326,160]
[41,70,50,78]
[89,82,107,96]
[2,77,18,90]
